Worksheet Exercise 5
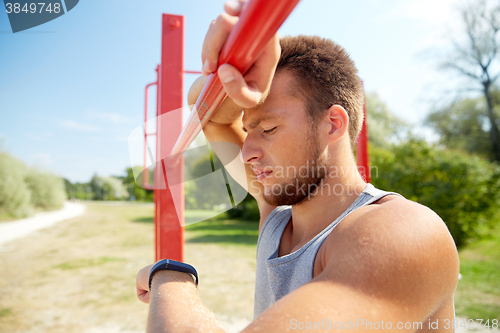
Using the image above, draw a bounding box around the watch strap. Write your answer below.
[148,259,198,290]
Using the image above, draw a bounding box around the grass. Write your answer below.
[53,256,127,270]
[1,200,498,331]
[0,308,12,318]
[455,226,500,320]
[0,212,19,223]
[186,219,259,246]
[0,205,64,223]
[0,202,257,333]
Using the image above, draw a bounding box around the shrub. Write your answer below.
[371,140,500,247]
[0,152,33,218]
[90,174,129,200]
[25,168,66,210]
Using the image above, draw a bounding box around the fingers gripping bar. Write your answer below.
[170,0,300,158]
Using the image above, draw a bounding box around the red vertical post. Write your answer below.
[155,14,184,261]
[356,83,371,183]
[143,69,158,189]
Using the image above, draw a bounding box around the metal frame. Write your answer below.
[356,83,371,183]
[143,65,159,190]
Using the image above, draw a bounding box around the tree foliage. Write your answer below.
[0,152,33,218]
[89,174,129,201]
[25,169,66,210]
[365,92,408,148]
[426,94,499,159]
[440,0,500,161]
[0,151,66,218]
[371,140,500,247]
[118,167,153,202]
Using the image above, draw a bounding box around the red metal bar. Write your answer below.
[170,0,300,158]
[356,82,371,183]
[155,14,185,262]
[184,70,202,74]
[143,67,158,190]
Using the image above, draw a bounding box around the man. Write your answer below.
[136,1,459,331]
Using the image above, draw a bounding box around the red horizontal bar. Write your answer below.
[184,70,202,74]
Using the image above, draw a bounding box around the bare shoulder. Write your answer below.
[319,195,459,317]
[339,194,456,246]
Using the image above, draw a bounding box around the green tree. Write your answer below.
[426,95,498,159]
[185,150,230,210]
[0,151,67,218]
[365,92,408,148]
[371,140,500,247]
[90,174,129,201]
[0,152,32,218]
[439,0,500,161]
[25,169,66,209]
[64,179,93,200]
[117,167,154,202]
[184,145,258,220]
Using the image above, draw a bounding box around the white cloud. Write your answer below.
[59,120,100,132]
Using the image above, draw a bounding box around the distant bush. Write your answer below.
[118,167,153,202]
[223,194,260,221]
[0,152,67,219]
[25,169,66,210]
[371,140,500,247]
[0,152,33,218]
[64,179,93,201]
[90,174,129,201]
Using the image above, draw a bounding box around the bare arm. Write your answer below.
[138,200,459,332]
[188,76,276,229]
[188,0,280,228]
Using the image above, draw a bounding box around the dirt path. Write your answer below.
[0,202,85,246]
[0,202,496,333]
[0,203,256,333]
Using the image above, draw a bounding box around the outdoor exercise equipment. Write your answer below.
[357,83,371,183]
[143,0,370,261]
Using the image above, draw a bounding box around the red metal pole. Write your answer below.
[143,80,157,189]
[154,64,160,260]
[356,82,371,183]
[170,0,300,158]
[155,14,185,262]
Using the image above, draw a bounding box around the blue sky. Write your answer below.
[0,0,464,182]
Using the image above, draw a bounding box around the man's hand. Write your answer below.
[136,264,154,304]
[201,0,280,108]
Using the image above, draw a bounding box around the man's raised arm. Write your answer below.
[187,0,280,228]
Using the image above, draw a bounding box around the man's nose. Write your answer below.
[240,138,262,164]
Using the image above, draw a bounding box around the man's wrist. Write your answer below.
[150,270,197,291]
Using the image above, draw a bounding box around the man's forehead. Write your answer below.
[242,72,302,130]
[242,99,293,131]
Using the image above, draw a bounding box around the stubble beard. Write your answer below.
[262,132,330,206]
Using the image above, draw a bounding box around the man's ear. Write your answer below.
[321,105,349,142]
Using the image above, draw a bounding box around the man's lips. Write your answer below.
[253,169,272,181]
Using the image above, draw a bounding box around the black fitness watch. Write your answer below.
[148,259,198,291]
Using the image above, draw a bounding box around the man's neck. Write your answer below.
[289,161,366,246]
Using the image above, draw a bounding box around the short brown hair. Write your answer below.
[276,35,364,148]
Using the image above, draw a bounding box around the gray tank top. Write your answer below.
[253,184,402,317]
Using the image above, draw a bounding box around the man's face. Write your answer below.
[241,72,330,206]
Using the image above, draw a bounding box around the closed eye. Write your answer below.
[263,127,277,134]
